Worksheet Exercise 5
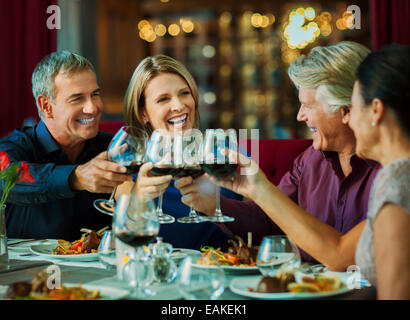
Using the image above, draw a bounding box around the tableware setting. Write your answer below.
[229,273,354,300]
[192,263,260,275]
[256,235,301,277]
[62,283,129,300]
[98,231,116,270]
[170,248,201,265]
[29,241,99,261]
[113,193,159,298]
[7,239,54,254]
[176,256,225,300]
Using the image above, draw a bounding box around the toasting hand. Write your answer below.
[69,151,133,194]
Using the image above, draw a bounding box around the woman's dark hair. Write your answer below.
[356,44,410,135]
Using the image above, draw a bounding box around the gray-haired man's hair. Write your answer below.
[32,50,95,118]
[288,41,370,113]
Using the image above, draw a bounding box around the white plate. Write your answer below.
[30,241,98,261]
[171,248,201,260]
[192,263,260,275]
[229,275,353,299]
[7,239,56,253]
[64,283,129,300]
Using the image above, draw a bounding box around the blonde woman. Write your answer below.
[178,41,381,271]
[117,54,241,250]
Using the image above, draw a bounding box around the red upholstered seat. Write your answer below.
[245,139,312,185]
[98,122,311,186]
[99,121,126,134]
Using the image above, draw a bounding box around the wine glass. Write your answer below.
[113,192,159,298]
[94,126,148,216]
[176,256,225,300]
[256,235,301,277]
[176,130,206,223]
[98,230,116,270]
[202,128,238,222]
[145,129,180,224]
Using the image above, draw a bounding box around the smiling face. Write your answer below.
[348,81,375,159]
[297,87,347,152]
[43,69,103,146]
[141,73,196,134]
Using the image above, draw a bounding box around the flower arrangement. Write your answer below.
[0,151,35,209]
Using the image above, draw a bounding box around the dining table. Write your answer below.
[0,239,376,302]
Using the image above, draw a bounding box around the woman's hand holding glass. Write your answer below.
[134,162,173,202]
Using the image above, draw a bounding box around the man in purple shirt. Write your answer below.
[176,42,380,271]
[218,147,379,263]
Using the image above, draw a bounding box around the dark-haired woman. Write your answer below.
[214,44,410,299]
[350,44,410,299]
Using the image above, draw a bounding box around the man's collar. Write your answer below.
[320,149,380,167]
[35,120,60,154]
[36,120,101,160]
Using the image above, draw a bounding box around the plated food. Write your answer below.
[230,269,348,300]
[52,227,108,255]
[250,272,343,294]
[196,234,259,267]
[6,270,100,300]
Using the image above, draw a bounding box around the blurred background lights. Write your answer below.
[219,11,232,26]
[250,12,274,28]
[138,19,150,30]
[154,24,167,36]
[139,23,156,42]
[203,91,216,104]
[202,45,216,58]
[284,7,325,49]
[180,18,194,33]
[168,23,180,36]
[304,7,316,20]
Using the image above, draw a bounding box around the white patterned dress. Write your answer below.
[355,157,410,285]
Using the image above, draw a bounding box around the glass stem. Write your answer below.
[107,187,117,206]
[157,191,164,216]
[214,183,222,217]
[189,204,198,217]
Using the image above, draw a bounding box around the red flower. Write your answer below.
[18,161,35,183]
[0,151,10,171]
[1,152,35,208]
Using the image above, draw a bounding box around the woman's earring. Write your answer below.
[371,121,376,127]
[143,119,148,125]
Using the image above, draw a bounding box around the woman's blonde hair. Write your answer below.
[288,41,370,113]
[123,54,200,137]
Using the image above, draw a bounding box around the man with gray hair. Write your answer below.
[177,41,381,271]
[0,51,132,240]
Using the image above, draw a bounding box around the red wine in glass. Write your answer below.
[202,163,237,178]
[119,161,143,175]
[115,230,157,247]
[173,166,205,179]
[149,166,181,177]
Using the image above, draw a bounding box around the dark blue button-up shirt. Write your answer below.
[0,121,113,241]
[1,121,241,249]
